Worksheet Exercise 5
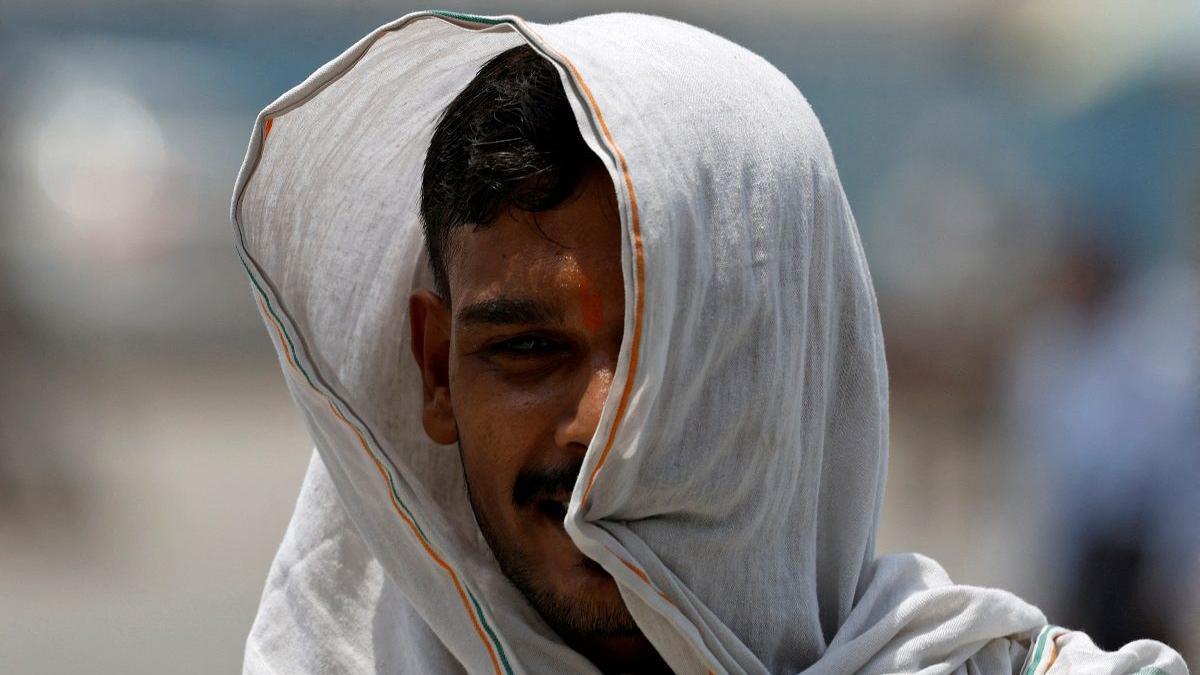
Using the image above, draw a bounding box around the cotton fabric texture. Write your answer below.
[230,11,1189,675]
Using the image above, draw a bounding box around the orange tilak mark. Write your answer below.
[263,117,274,140]
[577,274,604,334]
[552,55,645,507]
[256,295,503,675]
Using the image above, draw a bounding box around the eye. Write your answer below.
[486,334,567,358]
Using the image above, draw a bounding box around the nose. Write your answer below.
[554,353,615,452]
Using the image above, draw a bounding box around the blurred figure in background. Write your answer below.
[0,233,76,524]
[1006,212,1200,653]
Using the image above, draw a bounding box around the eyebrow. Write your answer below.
[455,296,564,327]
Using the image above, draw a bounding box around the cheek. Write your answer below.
[449,364,569,491]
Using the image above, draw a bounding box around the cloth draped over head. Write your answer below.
[231,11,1189,675]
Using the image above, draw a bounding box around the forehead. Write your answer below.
[446,171,623,306]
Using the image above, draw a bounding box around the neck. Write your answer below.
[566,631,672,674]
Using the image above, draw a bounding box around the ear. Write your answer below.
[408,289,458,445]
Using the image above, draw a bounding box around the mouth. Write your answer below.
[533,494,570,523]
[522,491,610,578]
[512,462,581,529]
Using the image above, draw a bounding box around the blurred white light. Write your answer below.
[30,85,167,229]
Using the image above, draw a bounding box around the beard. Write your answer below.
[457,441,640,638]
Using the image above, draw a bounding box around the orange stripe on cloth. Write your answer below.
[1043,630,1069,672]
[615,554,674,604]
[259,297,297,369]
[324,401,504,675]
[255,297,504,675]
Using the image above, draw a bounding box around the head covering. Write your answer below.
[231,11,1188,674]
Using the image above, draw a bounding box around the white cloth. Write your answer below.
[230,11,1189,674]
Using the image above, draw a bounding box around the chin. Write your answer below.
[468,480,639,637]
[537,563,640,637]
[508,513,640,637]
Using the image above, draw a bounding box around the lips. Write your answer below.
[534,494,570,522]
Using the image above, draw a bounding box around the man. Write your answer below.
[233,11,1188,674]
[408,43,1197,674]
[409,44,659,672]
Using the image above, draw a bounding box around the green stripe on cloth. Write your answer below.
[1022,626,1057,675]
[242,258,316,389]
[430,9,505,25]
[468,587,515,675]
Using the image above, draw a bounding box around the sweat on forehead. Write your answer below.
[444,171,622,333]
[441,173,621,294]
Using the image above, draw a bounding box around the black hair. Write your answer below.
[420,44,599,301]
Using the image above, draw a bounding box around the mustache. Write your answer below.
[512,458,584,507]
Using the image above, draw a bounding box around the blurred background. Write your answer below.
[1,1,1196,672]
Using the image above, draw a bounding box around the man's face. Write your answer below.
[409,168,632,639]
